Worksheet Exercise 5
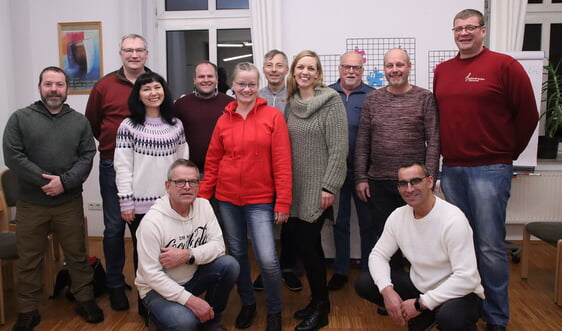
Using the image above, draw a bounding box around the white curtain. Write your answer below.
[249,0,282,83]
[488,0,527,51]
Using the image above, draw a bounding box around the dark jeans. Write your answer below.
[286,213,328,301]
[355,271,481,331]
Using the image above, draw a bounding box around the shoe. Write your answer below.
[283,272,303,291]
[377,306,388,316]
[327,273,348,291]
[486,324,506,331]
[75,300,104,324]
[267,312,282,331]
[235,303,256,329]
[11,310,41,331]
[108,286,129,311]
[294,299,331,320]
[294,300,330,331]
[253,274,264,291]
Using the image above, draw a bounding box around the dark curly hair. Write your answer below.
[128,72,175,126]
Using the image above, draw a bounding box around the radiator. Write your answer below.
[507,173,562,224]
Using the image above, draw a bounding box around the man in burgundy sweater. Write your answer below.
[172,61,233,172]
[433,9,538,331]
[85,33,150,313]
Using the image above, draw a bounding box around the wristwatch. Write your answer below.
[414,297,424,312]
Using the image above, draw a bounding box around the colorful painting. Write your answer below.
[58,22,103,94]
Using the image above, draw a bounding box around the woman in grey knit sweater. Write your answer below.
[284,50,348,331]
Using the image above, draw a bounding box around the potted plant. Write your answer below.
[538,61,562,159]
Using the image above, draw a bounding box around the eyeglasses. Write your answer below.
[397,177,426,189]
[168,179,200,188]
[452,24,484,33]
[340,64,363,72]
[234,81,258,90]
[121,48,147,54]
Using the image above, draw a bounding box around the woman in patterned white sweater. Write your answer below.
[114,72,189,277]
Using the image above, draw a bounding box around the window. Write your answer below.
[152,0,253,99]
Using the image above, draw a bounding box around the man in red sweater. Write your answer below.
[433,9,538,331]
[85,33,150,313]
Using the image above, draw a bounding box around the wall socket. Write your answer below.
[87,202,102,211]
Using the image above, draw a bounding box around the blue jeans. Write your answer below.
[441,164,512,326]
[216,200,282,314]
[99,158,128,288]
[142,255,239,331]
[334,171,372,274]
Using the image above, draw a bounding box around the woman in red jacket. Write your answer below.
[199,62,292,331]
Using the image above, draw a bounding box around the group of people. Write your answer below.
[3,8,539,331]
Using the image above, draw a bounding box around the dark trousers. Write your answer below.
[286,214,328,301]
[355,271,481,331]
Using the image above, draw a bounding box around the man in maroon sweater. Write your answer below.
[173,61,233,171]
[433,9,538,331]
[85,33,150,313]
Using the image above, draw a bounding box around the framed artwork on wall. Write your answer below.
[58,21,103,94]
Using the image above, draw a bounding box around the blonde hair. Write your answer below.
[287,50,325,98]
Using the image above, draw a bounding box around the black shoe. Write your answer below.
[294,300,330,331]
[486,324,506,331]
[377,306,388,316]
[327,273,348,291]
[76,300,104,324]
[283,272,303,291]
[12,310,41,331]
[407,310,436,331]
[294,300,316,320]
[108,286,129,311]
[253,274,264,291]
[235,303,256,329]
[267,312,282,331]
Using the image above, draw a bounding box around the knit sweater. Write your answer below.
[434,48,538,166]
[135,195,226,305]
[199,98,292,213]
[3,101,95,206]
[114,116,189,214]
[258,85,288,113]
[355,86,440,181]
[85,67,151,159]
[285,87,348,222]
[370,196,485,310]
[172,92,234,169]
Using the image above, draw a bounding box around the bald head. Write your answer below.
[338,51,364,92]
[384,48,412,93]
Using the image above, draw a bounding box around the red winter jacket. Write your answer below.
[198,98,292,213]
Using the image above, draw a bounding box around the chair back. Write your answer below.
[0,169,18,232]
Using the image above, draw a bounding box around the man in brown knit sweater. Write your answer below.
[354,48,440,267]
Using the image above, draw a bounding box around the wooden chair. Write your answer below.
[0,169,62,298]
[521,221,562,305]
[0,188,18,325]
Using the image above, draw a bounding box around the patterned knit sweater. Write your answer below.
[285,86,348,223]
[114,116,190,214]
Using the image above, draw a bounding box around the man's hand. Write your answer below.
[356,182,370,202]
[159,247,190,269]
[185,295,214,323]
[121,210,135,224]
[41,174,64,197]
[380,286,406,326]
[274,211,289,224]
[400,298,421,322]
[321,191,335,210]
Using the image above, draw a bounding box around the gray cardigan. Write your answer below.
[285,86,348,223]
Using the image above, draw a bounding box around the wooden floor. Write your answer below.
[1,238,561,330]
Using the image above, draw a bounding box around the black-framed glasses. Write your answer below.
[168,179,200,188]
[397,177,426,189]
[452,24,484,33]
[340,64,363,72]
